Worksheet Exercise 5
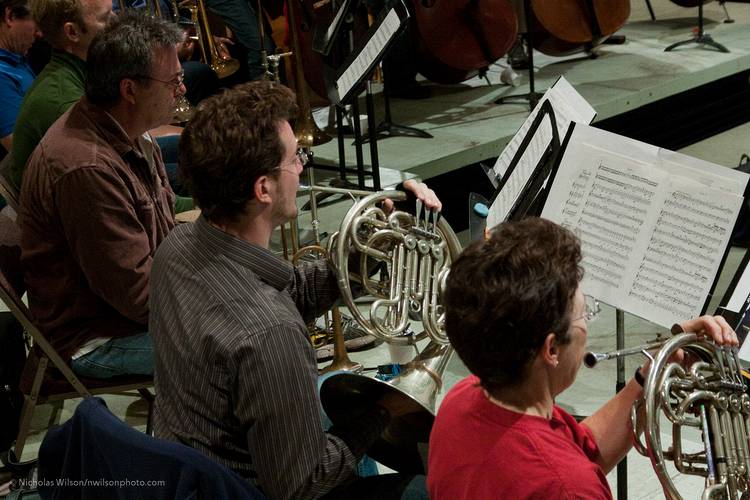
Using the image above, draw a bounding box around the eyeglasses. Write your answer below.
[275,148,310,171]
[144,70,185,93]
[573,295,600,323]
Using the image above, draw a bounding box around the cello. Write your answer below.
[524,0,630,56]
[411,0,518,84]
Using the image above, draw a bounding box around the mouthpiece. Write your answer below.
[583,351,606,368]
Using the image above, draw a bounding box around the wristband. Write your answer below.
[634,366,645,387]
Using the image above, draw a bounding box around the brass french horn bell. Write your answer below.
[321,190,461,473]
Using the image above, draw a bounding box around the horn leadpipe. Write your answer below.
[584,339,666,368]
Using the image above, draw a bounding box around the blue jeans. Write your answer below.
[154,135,183,195]
[71,332,153,379]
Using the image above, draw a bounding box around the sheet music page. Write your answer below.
[541,124,746,329]
[486,77,596,230]
[336,9,400,101]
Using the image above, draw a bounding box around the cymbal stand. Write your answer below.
[494,0,542,111]
[664,1,729,53]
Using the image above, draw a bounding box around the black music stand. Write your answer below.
[491,99,562,219]
[356,67,433,145]
[317,0,430,145]
[322,0,412,189]
[644,0,656,21]
[664,2,729,53]
[494,0,542,110]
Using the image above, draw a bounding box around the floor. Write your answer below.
[7,1,750,499]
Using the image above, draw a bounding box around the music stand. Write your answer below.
[356,67,433,145]
[494,0,542,110]
[664,1,729,53]
[312,0,430,144]
[323,0,411,189]
[312,0,355,57]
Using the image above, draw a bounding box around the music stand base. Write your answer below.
[356,121,433,145]
[665,33,729,53]
[495,92,543,109]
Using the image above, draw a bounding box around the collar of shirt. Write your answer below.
[195,215,294,292]
[76,97,152,161]
[49,48,86,81]
[0,47,26,66]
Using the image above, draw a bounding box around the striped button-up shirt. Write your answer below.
[150,216,384,499]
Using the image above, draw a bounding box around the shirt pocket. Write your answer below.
[134,196,158,252]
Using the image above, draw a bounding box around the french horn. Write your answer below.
[321,190,461,473]
[588,333,750,499]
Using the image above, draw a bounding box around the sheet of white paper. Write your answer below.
[486,77,596,229]
[541,124,746,329]
[336,9,400,101]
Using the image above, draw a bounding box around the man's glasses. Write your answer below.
[275,148,310,171]
[144,70,185,92]
[573,295,601,323]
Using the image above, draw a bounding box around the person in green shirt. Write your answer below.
[10,0,193,213]
[9,0,113,189]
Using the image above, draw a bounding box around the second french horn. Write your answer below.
[321,190,461,473]
[332,190,462,346]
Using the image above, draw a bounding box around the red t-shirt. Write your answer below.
[427,375,613,499]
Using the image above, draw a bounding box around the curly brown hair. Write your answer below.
[178,80,299,223]
[444,217,582,393]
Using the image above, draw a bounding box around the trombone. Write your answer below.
[178,0,240,79]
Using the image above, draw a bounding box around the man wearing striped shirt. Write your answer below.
[149,80,440,499]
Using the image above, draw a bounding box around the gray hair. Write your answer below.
[85,10,182,106]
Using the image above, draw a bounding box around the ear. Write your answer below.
[253,174,274,205]
[62,21,80,43]
[3,7,12,24]
[540,332,559,367]
[119,78,138,105]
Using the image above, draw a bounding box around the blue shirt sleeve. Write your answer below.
[0,71,27,137]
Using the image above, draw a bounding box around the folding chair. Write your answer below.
[0,154,20,214]
[0,228,154,459]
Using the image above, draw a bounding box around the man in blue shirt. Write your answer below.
[0,0,40,153]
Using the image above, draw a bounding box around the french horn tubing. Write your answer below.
[333,190,462,346]
[589,333,750,499]
[321,190,461,473]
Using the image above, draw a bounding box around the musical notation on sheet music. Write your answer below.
[561,161,655,294]
[335,8,400,101]
[541,123,745,329]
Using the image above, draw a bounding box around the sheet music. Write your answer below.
[336,8,400,101]
[541,124,747,329]
[486,77,596,230]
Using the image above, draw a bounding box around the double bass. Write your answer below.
[524,0,630,56]
[411,0,518,84]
